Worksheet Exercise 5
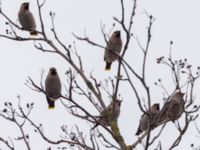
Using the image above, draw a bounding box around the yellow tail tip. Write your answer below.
[30,31,37,36]
[48,106,55,109]
[105,68,111,71]
[105,62,112,70]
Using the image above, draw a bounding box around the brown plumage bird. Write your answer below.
[18,2,37,35]
[104,30,122,70]
[91,100,122,130]
[159,91,184,122]
[136,103,160,136]
[45,67,61,109]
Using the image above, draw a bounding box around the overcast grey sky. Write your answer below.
[0,0,200,149]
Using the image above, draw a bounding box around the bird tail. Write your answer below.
[30,31,37,36]
[105,62,112,71]
[46,96,55,109]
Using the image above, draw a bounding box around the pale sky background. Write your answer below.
[0,0,200,149]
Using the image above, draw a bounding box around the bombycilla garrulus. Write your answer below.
[104,30,122,70]
[45,67,61,109]
[136,103,160,136]
[159,91,184,122]
[18,2,37,35]
[91,100,122,130]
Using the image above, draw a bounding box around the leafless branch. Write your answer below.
[0,137,14,150]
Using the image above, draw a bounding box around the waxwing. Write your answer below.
[104,31,122,70]
[45,67,61,109]
[159,91,184,122]
[91,100,122,130]
[136,103,160,136]
[18,2,37,35]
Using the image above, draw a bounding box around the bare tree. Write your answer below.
[0,0,199,149]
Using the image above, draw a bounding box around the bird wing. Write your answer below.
[159,101,171,122]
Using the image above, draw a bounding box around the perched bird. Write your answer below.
[159,91,184,122]
[18,2,37,35]
[136,103,160,136]
[104,30,122,70]
[45,67,61,109]
[91,100,122,130]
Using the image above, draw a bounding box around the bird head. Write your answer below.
[108,99,122,111]
[21,2,29,10]
[114,30,121,38]
[49,67,57,76]
[150,103,160,113]
[115,99,122,107]
[153,103,160,111]
[177,91,184,96]
[173,91,185,101]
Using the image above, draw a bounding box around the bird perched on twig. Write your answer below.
[136,103,160,136]
[159,91,184,123]
[18,2,37,35]
[104,30,122,70]
[45,67,61,109]
[91,100,122,130]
